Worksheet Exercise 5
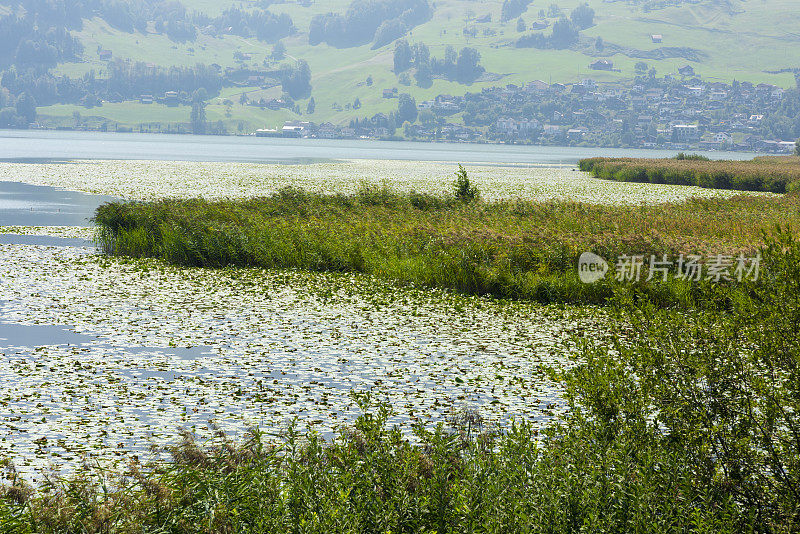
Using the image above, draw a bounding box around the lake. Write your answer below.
[0,133,599,480]
[0,131,764,482]
[0,129,761,165]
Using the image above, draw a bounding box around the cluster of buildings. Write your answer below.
[262,71,794,152]
[444,73,795,151]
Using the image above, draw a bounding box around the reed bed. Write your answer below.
[93,186,800,307]
[579,156,800,193]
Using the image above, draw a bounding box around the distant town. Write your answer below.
[251,66,798,153]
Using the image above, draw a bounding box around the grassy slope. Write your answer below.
[39,0,800,129]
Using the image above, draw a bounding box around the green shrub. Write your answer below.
[566,228,800,531]
[453,164,480,202]
[675,152,711,161]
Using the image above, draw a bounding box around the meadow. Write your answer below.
[42,0,800,130]
[580,155,800,193]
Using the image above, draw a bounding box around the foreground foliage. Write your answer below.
[2,230,799,532]
[579,155,800,193]
[94,186,799,306]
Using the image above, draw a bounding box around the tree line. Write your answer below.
[501,0,533,22]
[194,7,294,43]
[0,15,83,69]
[309,0,431,49]
[393,41,484,86]
[515,3,594,49]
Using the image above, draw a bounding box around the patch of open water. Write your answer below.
[0,181,118,227]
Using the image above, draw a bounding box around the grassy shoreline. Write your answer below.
[94,186,800,306]
[579,155,800,193]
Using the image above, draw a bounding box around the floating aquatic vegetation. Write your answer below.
[0,230,599,481]
[0,159,777,205]
[0,226,96,239]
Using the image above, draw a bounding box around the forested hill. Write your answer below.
[1,0,800,136]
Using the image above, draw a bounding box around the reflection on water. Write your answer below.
[0,323,93,347]
[0,181,118,226]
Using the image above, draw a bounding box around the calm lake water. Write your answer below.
[0,181,118,227]
[0,129,761,165]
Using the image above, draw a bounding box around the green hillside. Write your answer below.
[26,0,800,131]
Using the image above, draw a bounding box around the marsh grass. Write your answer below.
[5,233,800,531]
[94,186,800,306]
[0,393,749,533]
[579,156,800,193]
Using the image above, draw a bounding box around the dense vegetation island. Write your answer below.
[2,0,800,152]
[579,154,800,193]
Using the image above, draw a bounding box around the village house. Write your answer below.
[714,132,733,144]
[434,100,460,112]
[685,85,706,97]
[164,91,178,106]
[495,117,518,134]
[671,124,700,142]
[255,128,280,137]
[518,118,541,135]
[317,123,337,139]
[525,80,550,94]
[542,124,562,136]
[589,59,613,71]
[567,128,588,140]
